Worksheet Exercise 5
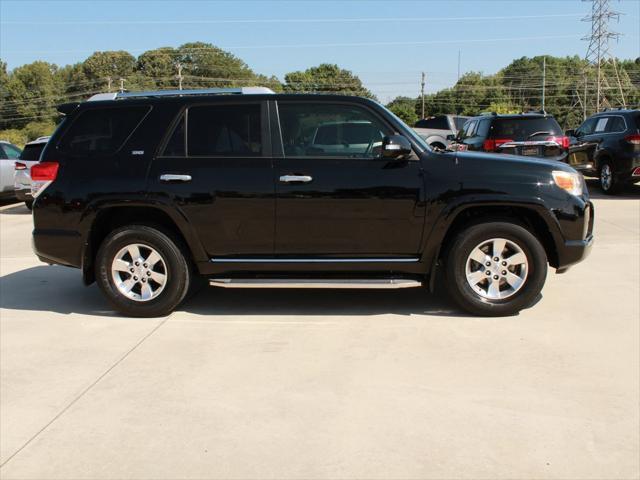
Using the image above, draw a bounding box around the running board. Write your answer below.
[209,278,423,289]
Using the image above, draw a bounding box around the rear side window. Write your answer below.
[20,143,45,161]
[187,104,261,156]
[59,106,150,155]
[1,144,22,159]
[491,117,562,141]
[605,116,626,133]
[415,116,449,130]
[162,115,185,156]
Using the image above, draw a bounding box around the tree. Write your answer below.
[386,96,418,125]
[3,61,62,129]
[82,51,136,83]
[283,64,375,99]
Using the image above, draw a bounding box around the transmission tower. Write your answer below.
[581,0,623,112]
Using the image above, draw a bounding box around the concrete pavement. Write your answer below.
[1,185,639,479]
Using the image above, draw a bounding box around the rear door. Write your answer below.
[148,100,274,258]
[272,100,425,258]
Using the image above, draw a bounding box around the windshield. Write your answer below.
[20,143,45,161]
[379,105,429,152]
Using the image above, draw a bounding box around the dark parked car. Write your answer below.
[31,88,593,317]
[451,112,569,162]
[566,109,640,194]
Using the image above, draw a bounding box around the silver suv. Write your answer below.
[413,114,469,149]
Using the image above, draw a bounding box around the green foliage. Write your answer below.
[283,63,375,99]
[0,128,28,148]
[386,96,418,125]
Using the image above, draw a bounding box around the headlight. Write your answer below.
[552,170,583,196]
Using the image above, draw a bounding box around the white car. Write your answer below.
[0,141,23,199]
[14,136,50,209]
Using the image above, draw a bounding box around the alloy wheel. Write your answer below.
[111,243,168,302]
[465,237,529,300]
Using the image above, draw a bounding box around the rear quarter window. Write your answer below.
[491,117,562,141]
[58,105,150,155]
[415,116,449,130]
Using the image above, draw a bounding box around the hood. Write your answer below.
[454,150,575,172]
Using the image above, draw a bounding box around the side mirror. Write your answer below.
[382,135,412,159]
[565,129,576,137]
[446,134,456,141]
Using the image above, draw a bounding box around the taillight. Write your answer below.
[547,135,570,149]
[31,162,59,181]
[625,134,640,145]
[30,162,59,198]
[14,162,27,171]
[632,167,640,177]
[483,138,513,151]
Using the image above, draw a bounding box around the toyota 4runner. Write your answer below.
[31,87,594,317]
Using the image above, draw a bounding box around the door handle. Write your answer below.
[279,175,312,183]
[160,174,192,182]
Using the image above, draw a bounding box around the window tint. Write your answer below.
[491,116,562,140]
[576,117,598,136]
[606,116,626,133]
[453,116,468,131]
[20,143,45,161]
[415,116,449,130]
[2,144,22,159]
[476,119,491,138]
[59,106,149,154]
[187,104,261,156]
[278,103,390,158]
[162,115,185,156]
[634,113,640,130]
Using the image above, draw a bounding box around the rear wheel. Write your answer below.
[599,160,622,195]
[96,225,192,317]
[444,222,547,316]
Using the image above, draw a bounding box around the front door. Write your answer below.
[148,101,274,258]
[273,101,425,258]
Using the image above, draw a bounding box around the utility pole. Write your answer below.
[457,50,461,82]
[420,72,425,119]
[106,76,112,92]
[541,56,546,112]
[176,63,183,90]
[119,78,125,93]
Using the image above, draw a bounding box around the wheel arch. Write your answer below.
[80,203,207,285]
[424,202,561,292]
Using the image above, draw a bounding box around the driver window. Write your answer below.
[576,117,597,136]
[278,103,391,158]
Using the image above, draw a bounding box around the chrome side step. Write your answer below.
[209,278,423,289]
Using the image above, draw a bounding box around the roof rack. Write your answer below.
[87,86,275,102]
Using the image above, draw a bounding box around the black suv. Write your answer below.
[31,88,593,317]
[566,109,640,194]
[451,112,569,162]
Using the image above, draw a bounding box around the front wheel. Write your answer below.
[444,222,547,316]
[96,225,192,317]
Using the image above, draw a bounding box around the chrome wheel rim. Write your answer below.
[601,164,612,190]
[465,238,529,300]
[111,243,168,302]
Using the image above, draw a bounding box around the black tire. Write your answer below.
[599,159,623,195]
[96,225,192,317]
[24,200,33,210]
[444,222,547,316]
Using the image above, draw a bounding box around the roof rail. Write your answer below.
[87,86,275,102]
[479,111,498,116]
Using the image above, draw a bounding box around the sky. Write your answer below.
[1,0,639,102]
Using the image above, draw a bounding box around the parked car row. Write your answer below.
[0,136,50,208]
[414,108,639,195]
